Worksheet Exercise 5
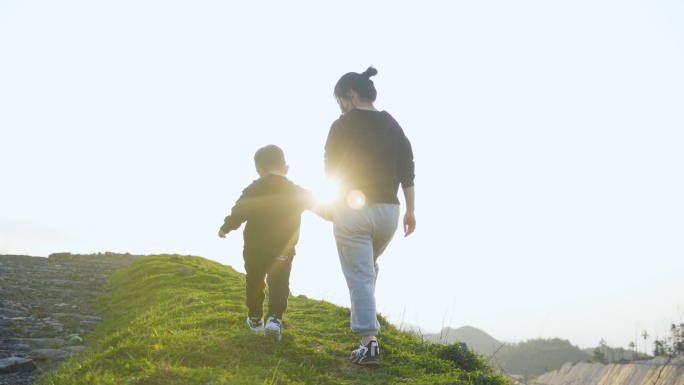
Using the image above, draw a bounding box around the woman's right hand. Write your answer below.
[403,211,416,237]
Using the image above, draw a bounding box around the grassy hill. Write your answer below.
[36,255,507,384]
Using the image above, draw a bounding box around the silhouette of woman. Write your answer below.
[324,66,416,365]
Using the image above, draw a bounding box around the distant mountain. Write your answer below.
[494,338,591,377]
[400,324,594,378]
[424,326,504,356]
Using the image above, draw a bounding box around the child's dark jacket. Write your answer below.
[220,174,315,258]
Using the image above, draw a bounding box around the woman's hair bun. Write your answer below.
[360,66,378,79]
[334,66,379,102]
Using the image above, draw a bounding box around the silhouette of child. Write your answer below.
[218,144,317,340]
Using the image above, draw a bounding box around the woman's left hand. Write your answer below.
[403,211,416,237]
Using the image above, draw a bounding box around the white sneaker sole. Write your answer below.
[247,318,264,332]
[264,326,282,341]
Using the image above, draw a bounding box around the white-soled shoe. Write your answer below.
[350,340,380,365]
[247,316,264,332]
[264,314,283,341]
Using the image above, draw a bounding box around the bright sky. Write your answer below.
[1,1,683,350]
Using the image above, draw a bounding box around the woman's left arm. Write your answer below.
[398,130,416,236]
[402,186,416,237]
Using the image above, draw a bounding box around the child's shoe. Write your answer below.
[247,316,264,332]
[264,314,283,341]
[350,340,380,365]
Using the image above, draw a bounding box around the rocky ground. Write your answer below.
[0,253,140,385]
[532,356,684,385]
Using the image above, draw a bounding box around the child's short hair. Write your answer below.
[254,145,286,172]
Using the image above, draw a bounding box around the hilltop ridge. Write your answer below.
[34,254,507,384]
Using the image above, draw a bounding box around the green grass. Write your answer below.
[37,255,507,385]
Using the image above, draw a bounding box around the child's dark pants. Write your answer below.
[244,252,293,318]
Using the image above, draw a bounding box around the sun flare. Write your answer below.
[313,180,339,204]
[346,189,366,210]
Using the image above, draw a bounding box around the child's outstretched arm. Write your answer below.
[217,188,253,238]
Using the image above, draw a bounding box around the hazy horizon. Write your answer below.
[2,0,683,351]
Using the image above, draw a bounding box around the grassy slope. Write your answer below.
[37,255,507,385]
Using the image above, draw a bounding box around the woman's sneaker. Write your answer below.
[350,340,380,365]
[264,314,283,341]
[247,316,264,332]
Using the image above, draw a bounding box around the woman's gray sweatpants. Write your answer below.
[333,203,400,336]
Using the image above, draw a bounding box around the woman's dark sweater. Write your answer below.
[324,109,415,205]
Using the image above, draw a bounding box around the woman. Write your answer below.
[325,66,416,365]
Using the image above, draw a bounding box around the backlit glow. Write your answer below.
[313,180,339,204]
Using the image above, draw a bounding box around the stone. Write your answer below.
[51,313,102,322]
[0,357,37,373]
[28,348,71,360]
[6,343,30,351]
[0,308,24,317]
[179,267,197,276]
[51,323,64,332]
[78,320,99,330]
[62,345,86,354]
[10,338,66,348]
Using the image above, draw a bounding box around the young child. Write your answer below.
[218,145,317,340]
